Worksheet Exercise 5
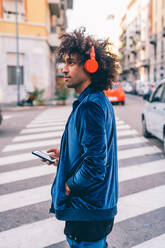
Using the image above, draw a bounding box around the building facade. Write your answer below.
[0,0,73,103]
[119,0,165,84]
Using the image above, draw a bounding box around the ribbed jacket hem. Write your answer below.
[50,206,117,221]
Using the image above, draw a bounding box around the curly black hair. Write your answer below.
[57,27,120,90]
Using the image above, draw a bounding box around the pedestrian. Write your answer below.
[42,28,119,248]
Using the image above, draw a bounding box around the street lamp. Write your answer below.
[15,0,21,105]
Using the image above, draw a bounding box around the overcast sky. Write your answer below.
[66,0,130,47]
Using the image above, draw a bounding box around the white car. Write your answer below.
[142,80,165,153]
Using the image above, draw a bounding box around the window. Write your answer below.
[8,66,24,85]
[152,84,164,102]
[3,0,25,21]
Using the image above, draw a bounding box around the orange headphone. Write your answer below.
[84,45,99,73]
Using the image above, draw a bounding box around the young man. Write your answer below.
[44,28,119,248]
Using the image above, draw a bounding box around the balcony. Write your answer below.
[163,27,165,37]
[48,32,60,49]
[48,0,60,3]
[130,48,137,55]
[129,61,136,70]
[48,1,60,17]
[135,30,141,35]
[67,0,73,9]
[150,34,157,45]
[139,59,150,68]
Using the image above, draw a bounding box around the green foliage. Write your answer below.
[55,81,69,100]
[33,87,45,104]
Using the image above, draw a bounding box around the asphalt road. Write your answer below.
[0,95,165,248]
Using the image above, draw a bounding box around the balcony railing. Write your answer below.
[48,0,60,3]
[129,61,136,70]
[49,2,60,16]
[163,27,165,37]
[150,34,157,45]
[140,59,150,67]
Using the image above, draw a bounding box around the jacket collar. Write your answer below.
[72,85,96,110]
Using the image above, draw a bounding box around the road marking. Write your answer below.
[130,233,165,248]
[0,185,51,212]
[117,184,165,222]
[116,120,125,125]
[30,118,67,124]
[2,138,61,152]
[22,123,128,134]
[13,131,63,142]
[0,218,65,248]
[117,129,138,137]
[118,146,161,160]
[119,159,165,182]
[0,152,37,166]
[0,185,165,247]
[117,124,130,130]
[26,121,66,128]
[3,115,12,120]
[1,170,165,213]
[0,165,57,185]
[118,137,147,146]
[1,158,164,186]
[20,125,65,134]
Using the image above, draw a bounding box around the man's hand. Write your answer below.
[65,182,71,196]
[40,147,60,166]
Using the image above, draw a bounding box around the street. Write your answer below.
[0,94,165,248]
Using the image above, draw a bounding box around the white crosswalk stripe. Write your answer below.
[131,233,165,248]
[117,185,165,222]
[119,159,165,182]
[118,145,161,160]
[116,124,130,130]
[117,129,138,137]
[20,125,65,134]
[0,218,65,248]
[26,121,66,128]
[2,138,61,152]
[0,152,37,166]
[0,185,51,212]
[3,115,12,120]
[0,165,56,185]
[117,136,147,146]
[0,107,165,248]
[13,131,63,142]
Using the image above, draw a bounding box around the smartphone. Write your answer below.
[32,150,57,164]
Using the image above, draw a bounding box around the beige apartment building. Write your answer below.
[119,0,165,84]
[0,0,73,103]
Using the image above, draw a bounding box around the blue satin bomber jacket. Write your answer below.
[50,85,118,221]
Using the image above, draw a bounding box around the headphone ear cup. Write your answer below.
[84,59,98,73]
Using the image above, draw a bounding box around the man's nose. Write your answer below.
[62,64,69,73]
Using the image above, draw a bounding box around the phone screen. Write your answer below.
[32,150,56,163]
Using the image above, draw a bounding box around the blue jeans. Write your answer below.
[66,236,108,248]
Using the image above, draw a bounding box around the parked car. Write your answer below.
[141,79,165,153]
[123,81,135,94]
[143,83,156,101]
[104,82,125,105]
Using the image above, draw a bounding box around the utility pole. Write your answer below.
[15,0,20,105]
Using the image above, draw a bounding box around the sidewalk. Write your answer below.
[1,99,73,112]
